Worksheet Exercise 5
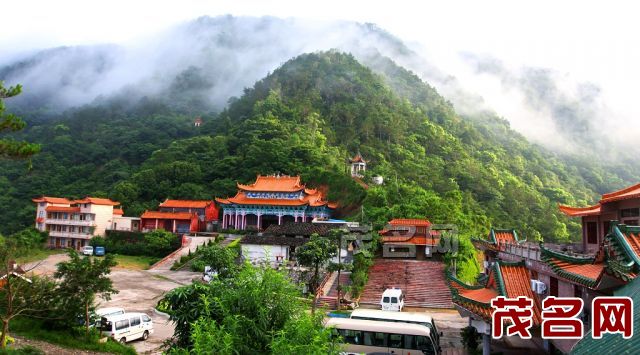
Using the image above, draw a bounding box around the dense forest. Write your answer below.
[1,51,637,243]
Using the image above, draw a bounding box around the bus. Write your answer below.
[350,309,442,350]
[325,317,438,355]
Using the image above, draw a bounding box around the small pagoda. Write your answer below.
[216,175,337,230]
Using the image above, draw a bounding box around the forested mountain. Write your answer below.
[1,51,636,242]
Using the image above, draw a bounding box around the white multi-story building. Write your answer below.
[33,196,124,249]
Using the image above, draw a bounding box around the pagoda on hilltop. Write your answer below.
[216,175,337,230]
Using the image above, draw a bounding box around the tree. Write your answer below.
[54,250,118,336]
[0,82,41,159]
[327,228,349,308]
[0,239,56,347]
[144,229,177,255]
[163,263,340,354]
[191,243,239,278]
[296,234,337,313]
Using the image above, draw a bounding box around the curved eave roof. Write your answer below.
[558,204,602,217]
[600,183,640,203]
[216,192,335,208]
[237,175,305,192]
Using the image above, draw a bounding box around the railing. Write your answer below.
[48,231,93,239]
[45,218,95,226]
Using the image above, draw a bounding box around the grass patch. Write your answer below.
[112,254,159,270]
[9,318,135,355]
[16,249,64,264]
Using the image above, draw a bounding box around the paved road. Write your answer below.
[26,254,200,354]
[150,235,216,270]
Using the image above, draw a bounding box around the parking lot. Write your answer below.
[28,254,200,354]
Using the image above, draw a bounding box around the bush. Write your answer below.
[349,252,373,299]
[92,229,180,258]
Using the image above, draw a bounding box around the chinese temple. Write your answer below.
[559,182,640,253]
[379,218,441,258]
[215,175,337,230]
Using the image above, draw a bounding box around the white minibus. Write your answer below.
[325,317,437,355]
[100,312,153,343]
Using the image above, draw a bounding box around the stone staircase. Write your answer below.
[359,259,453,309]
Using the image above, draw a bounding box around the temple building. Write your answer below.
[349,152,367,177]
[159,199,219,231]
[559,182,640,253]
[379,218,441,258]
[216,175,337,231]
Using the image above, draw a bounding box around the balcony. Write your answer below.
[48,230,93,239]
[45,218,95,226]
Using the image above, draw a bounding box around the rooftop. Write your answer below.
[159,199,212,208]
[388,218,432,227]
[140,211,195,220]
[237,175,304,192]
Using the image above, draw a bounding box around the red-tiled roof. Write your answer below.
[237,175,304,192]
[558,204,602,217]
[45,206,80,213]
[32,196,72,204]
[73,197,120,206]
[349,153,366,163]
[450,261,542,325]
[494,230,517,243]
[140,211,195,220]
[113,209,124,215]
[159,199,211,208]
[388,218,432,227]
[547,259,604,281]
[500,263,543,325]
[600,183,640,203]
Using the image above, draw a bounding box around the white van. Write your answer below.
[100,312,153,343]
[92,307,125,327]
[380,288,404,311]
[82,246,94,256]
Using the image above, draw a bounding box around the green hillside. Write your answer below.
[0,51,636,242]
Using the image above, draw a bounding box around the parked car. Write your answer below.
[380,288,405,311]
[94,246,106,256]
[99,312,153,343]
[82,246,94,256]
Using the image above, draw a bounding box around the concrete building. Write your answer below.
[33,196,122,249]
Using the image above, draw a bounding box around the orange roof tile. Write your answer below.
[600,183,640,203]
[458,288,499,303]
[558,204,602,217]
[32,196,72,204]
[159,199,211,208]
[45,206,80,213]
[388,218,432,227]
[140,211,195,220]
[494,231,516,243]
[73,197,120,206]
[500,263,543,325]
[113,209,124,215]
[237,175,304,192]
[624,232,640,259]
[349,153,366,163]
[548,259,604,281]
[382,235,440,246]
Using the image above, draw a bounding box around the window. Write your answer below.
[345,329,363,344]
[142,315,151,322]
[621,208,640,217]
[383,297,390,303]
[130,317,141,326]
[391,297,398,303]
[115,320,129,330]
[361,331,385,346]
[586,222,598,244]
[416,336,435,355]
[624,219,639,226]
[388,333,403,348]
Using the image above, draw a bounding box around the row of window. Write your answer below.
[246,192,303,199]
[332,329,434,353]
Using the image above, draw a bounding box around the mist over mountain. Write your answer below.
[0,15,635,163]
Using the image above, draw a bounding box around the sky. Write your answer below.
[2,0,639,156]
